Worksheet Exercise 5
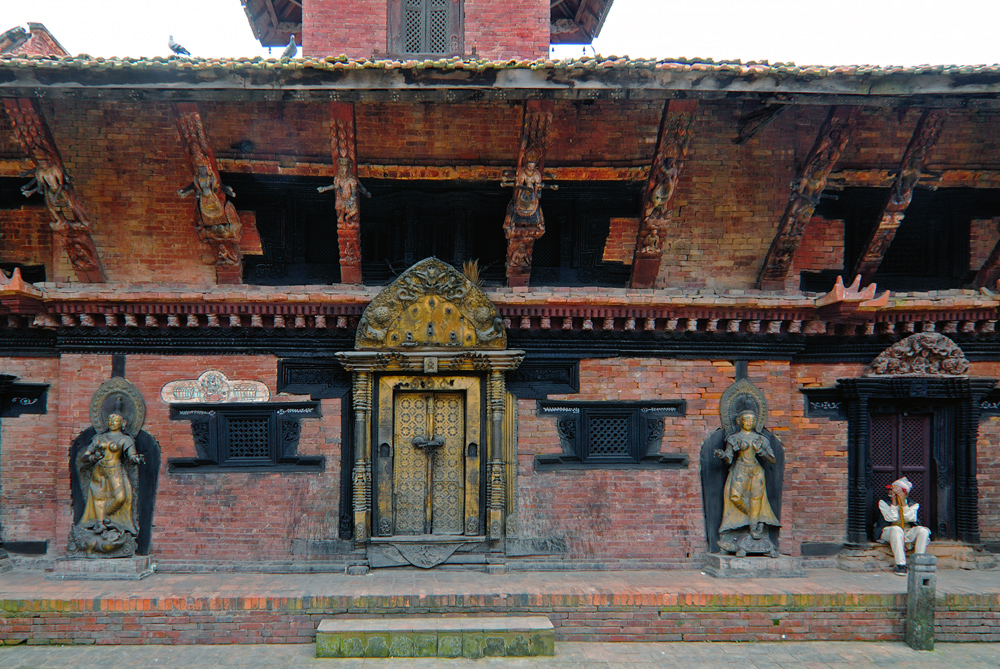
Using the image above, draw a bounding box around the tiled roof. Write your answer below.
[0,53,998,76]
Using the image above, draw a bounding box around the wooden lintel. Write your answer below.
[852,109,948,284]
[503,100,554,288]
[1,98,105,282]
[327,101,363,284]
[755,105,858,290]
[628,99,697,289]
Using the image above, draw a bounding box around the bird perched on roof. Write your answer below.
[281,34,298,60]
[230,140,255,154]
[168,35,191,57]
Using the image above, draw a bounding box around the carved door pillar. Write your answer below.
[351,371,373,544]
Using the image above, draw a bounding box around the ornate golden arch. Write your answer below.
[356,257,506,350]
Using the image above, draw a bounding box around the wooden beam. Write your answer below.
[1,98,105,282]
[852,109,948,284]
[327,101,363,285]
[263,0,281,31]
[629,99,697,289]
[174,103,243,284]
[755,106,859,290]
[503,100,554,288]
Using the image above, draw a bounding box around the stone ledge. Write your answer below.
[838,542,999,572]
[316,616,554,658]
[703,553,806,578]
[46,556,154,581]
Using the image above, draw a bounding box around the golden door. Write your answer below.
[375,377,482,537]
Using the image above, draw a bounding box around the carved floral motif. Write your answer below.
[865,333,969,377]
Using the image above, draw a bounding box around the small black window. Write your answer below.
[535,401,688,470]
[167,402,322,472]
[389,0,463,57]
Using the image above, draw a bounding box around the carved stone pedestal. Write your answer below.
[703,553,805,579]
[0,547,11,573]
[47,555,154,580]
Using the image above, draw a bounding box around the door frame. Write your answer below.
[838,376,995,546]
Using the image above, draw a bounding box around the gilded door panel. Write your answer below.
[431,393,465,534]
[375,375,482,538]
[393,393,429,535]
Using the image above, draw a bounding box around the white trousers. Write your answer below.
[879,525,931,565]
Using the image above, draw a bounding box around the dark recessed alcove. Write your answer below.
[803,187,1000,292]
[225,174,640,287]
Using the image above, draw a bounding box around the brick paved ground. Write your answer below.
[1,641,1000,668]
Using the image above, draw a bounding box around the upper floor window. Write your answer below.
[389,0,463,56]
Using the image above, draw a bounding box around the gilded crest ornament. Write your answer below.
[356,257,506,350]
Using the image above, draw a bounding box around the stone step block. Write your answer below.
[838,541,998,572]
[316,616,554,659]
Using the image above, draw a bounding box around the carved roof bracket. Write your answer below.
[1,98,105,282]
[322,101,364,284]
[503,100,554,288]
[755,105,859,290]
[630,99,697,289]
[853,109,948,285]
[174,103,243,285]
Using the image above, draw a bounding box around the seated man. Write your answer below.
[875,477,931,575]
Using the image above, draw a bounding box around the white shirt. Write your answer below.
[878,498,919,524]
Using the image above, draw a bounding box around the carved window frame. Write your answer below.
[387,0,464,58]
[535,400,688,470]
[167,401,323,472]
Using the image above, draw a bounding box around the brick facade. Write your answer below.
[303,0,549,60]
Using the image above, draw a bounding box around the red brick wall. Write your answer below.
[969,361,1000,542]
[515,359,863,566]
[0,357,60,546]
[43,100,214,284]
[971,218,999,271]
[302,0,549,60]
[303,0,387,59]
[0,206,53,271]
[465,0,549,61]
[791,216,845,276]
[2,354,344,561]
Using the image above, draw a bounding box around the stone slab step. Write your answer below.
[316,616,554,658]
[838,541,998,572]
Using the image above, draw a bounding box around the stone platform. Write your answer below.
[2,567,1000,645]
[316,616,554,658]
[46,556,154,580]
[703,553,806,578]
[839,541,999,572]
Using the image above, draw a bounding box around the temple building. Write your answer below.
[3,0,1000,577]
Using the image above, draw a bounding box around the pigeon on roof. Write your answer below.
[168,35,191,57]
[281,34,297,60]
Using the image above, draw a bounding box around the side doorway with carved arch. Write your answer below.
[837,333,996,546]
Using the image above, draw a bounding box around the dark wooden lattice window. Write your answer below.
[168,402,322,472]
[869,412,932,531]
[535,401,688,469]
[389,0,463,56]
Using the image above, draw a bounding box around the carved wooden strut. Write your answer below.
[853,109,947,284]
[756,106,858,290]
[2,98,105,282]
[630,100,697,289]
[326,102,364,284]
[174,103,243,284]
[503,100,554,288]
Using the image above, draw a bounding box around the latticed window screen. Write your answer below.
[226,417,271,460]
[397,0,459,55]
[582,411,638,462]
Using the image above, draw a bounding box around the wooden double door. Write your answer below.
[868,403,956,539]
[374,375,483,538]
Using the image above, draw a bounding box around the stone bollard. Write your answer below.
[905,553,937,651]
